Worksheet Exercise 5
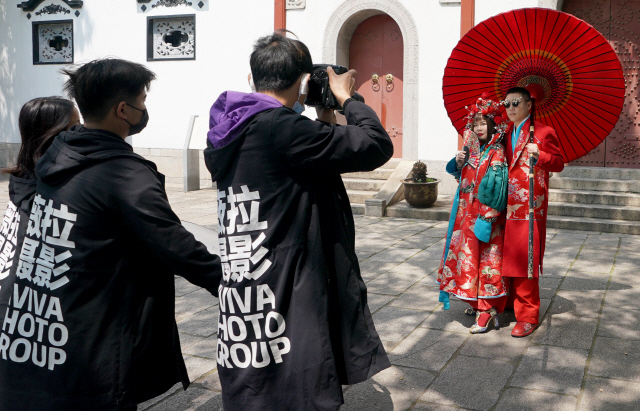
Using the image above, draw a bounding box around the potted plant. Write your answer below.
[403,160,440,208]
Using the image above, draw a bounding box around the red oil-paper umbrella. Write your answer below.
[442,7,625,163]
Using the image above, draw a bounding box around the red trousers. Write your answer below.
[506,277,540,324]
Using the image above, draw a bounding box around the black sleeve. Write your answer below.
[272,102,394,174]
[113,163,222,296]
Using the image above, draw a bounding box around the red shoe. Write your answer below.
[511,321,537,337]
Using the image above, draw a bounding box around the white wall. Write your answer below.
[0,0,550,161]
[0,0,273,151]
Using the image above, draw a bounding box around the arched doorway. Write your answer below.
[322,0,419,159]
[564,0,640,168]
[349,15,404,158]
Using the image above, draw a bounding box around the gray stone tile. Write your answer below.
[412,244,447,260]
[531,313,598,350]
[410,403,465,411]
[589,336,640,382]
[559,270,610,291]
[540,277,561,299]
[611,267,640,287]
[139,383,182,410]
[175,288,218,322]
[548,290,606,318]
[183,335,217,359]
[389,284,443,312]
[178,333,206,349]
[598,306,640,340]
[356,250,378,262]
[368,247,422,263]
[366,293,395,314]
[366,271,423,296]
[510,346,588,395]
[604,286,640,311]
[571,250,616,273]
[389,328,466,372]
[177,306,219,337]
[359,260,400,282]
[394,235,443,249]
[583,235,621,248]
[175,277,201,297]
[420,299,476,333]
[539,298,552,320]
[182,355,218,383]
[578,377,640,411]
[420,356,512,410]
[494,388,578,411]
[194,368,222,391]
[146,387,222,411]
[372,306,431,342]
[342,365,435,411]
[389,259,439,278]
[460,326,529,361]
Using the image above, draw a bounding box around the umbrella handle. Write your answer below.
[527,96,537,280]
[528,126,535,280]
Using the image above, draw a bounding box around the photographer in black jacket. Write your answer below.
[0,59,222,411]
[204,32,393,410]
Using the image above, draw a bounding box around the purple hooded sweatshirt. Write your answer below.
[207,91,283,148]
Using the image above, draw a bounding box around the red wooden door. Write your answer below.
[564,0,640,168]
[349,15,404,158]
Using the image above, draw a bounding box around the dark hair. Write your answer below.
[506,87,531,101]
[3,97,75,177]
[473,114,497,142]
[250,31,313,93]
[61,58,156,121]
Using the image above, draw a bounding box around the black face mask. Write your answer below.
[124,103,149,136]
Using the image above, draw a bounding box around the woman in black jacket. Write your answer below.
[0,96,80,306]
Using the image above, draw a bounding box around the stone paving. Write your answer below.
[2,181,639,410]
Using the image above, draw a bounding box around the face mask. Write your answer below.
[124,103,149,136]
[293,74,310,114]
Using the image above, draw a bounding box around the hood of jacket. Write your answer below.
[35,125,144,186]
[207,91,282,149]
[204,92,283,182]
[8,172,37,206]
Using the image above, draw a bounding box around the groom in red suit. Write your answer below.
[503,87,565,337]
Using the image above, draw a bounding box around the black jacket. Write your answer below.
[204,101,393,411]
[0,173,37,319]
[0,127,222,411]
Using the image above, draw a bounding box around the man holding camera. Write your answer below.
[204,32,393,410]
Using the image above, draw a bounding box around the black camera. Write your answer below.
[304,64,364,110]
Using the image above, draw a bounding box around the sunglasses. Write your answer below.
[502,97,529,108]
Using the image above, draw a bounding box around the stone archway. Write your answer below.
[322,0,419,159]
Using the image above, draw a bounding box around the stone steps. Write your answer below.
[342,178,386,191]
[555,166,640,180]
[546,215,640,235]
[342,169,395,180]
[548,202,640,222]
[548,188,640,207]
[549,177,640,193]
[347,189,377,204]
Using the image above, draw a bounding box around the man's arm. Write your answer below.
[272,102,393,174]
[114,164,222,296]
[529,127,565,173]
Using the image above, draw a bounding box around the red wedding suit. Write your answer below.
[504,119,564,323]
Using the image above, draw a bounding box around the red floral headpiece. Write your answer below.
[464,92,508,134]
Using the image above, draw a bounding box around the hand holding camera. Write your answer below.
[326,66,357,107]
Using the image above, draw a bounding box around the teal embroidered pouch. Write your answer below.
[478,162,508,211]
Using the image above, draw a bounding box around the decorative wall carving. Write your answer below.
[33,20,73,64]
[17,0,82,12]
[153,0,192,8]
[35,4,71,15]
[323,0,419,159]
[286,0,305,9]
[148,16,195,61]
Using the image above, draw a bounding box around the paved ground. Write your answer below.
[3,182,639,410]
